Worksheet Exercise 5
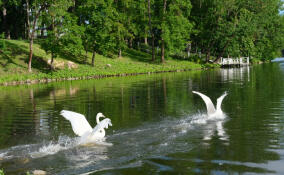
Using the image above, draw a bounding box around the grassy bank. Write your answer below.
[0,39,212,86]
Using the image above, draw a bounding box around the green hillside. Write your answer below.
[0,39,204,85]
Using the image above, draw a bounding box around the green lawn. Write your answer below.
[0,39,208,85]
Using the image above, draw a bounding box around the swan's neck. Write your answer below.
[216,105,222,112]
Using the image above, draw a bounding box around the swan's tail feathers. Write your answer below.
[60,110,93,136]
[93,118,112,133]
[216,91,228,111]
[192,91,216,116]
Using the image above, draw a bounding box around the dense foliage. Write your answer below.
[0,0,283,71]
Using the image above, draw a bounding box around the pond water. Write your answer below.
[0,63,284,175]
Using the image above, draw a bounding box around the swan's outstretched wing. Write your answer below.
[216,91,228,111]
[93,118,112,134]
[60,110,93,136]
[192,91,216,115]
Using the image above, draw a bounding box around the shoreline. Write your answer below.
[0,68,206,86]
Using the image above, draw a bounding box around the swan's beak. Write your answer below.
[109,121,112,126]
[102,115,106,118]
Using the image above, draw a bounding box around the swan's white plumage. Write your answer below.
[60,110,112,143]
[193,91,227,118]
[60,110,92,136]
[192,91,216,116]
[216,91,228,111]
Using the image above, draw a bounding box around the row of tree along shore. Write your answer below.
[0,0,283,75]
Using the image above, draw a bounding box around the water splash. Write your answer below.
[0,151,7,160]
[30,135,76,158]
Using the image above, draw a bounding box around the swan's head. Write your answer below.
[96,112,105,123]
[104,118,112,128]
[97,113,105,118]
[224,91,228,96]
[108,119,112,126]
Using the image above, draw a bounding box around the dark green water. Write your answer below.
[0,63,284,175]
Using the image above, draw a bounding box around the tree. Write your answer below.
[190,0,284,62]
[155,0,193,63]
[251,0,284,60]
[112,0,130,58]
[1,0,8,39]
[0,0,24,39]
[78,0,116,65]
[40,0,75,69]
[148,0,155,61]
[25,0,47,72]
[57,13,84,58]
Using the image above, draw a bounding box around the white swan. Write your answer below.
[192,91,228,119]
[60,110,112,143]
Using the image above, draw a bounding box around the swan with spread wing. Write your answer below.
[192,91,228,119]
[192,91,228,140]
[60,110,112,143]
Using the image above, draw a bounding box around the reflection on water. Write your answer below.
[0,63,284,174]
[190,113,228,141]
[219,66,250,83]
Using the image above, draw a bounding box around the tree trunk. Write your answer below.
[161,39,165,63]
[206,49,210,62]
[151,34,155,61]
[144,37,148,45]
[28,39,33,72]
[160,0,167,63]
[119,48,122,58]
[2,6,6,28]
[7,31,10,40]
[129,38,133,48]
[187,43,191,58]
[50,52,54,70]
[24,23,28,39]
[148,0,155,61]
[41,28,44,38]
[2,6,10,39]
[26,0,44,72]
[26,0,33,72]
[92,50,96,67]
[85,47,88,64]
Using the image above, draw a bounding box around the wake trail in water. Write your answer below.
[0,112,228,175]
[0,134,113,162]
[0,112,226,162]
[65,112,229,175]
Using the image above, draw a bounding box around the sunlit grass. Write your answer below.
[0,39,207,85]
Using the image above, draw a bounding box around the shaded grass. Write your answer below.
[0,39,209,85]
